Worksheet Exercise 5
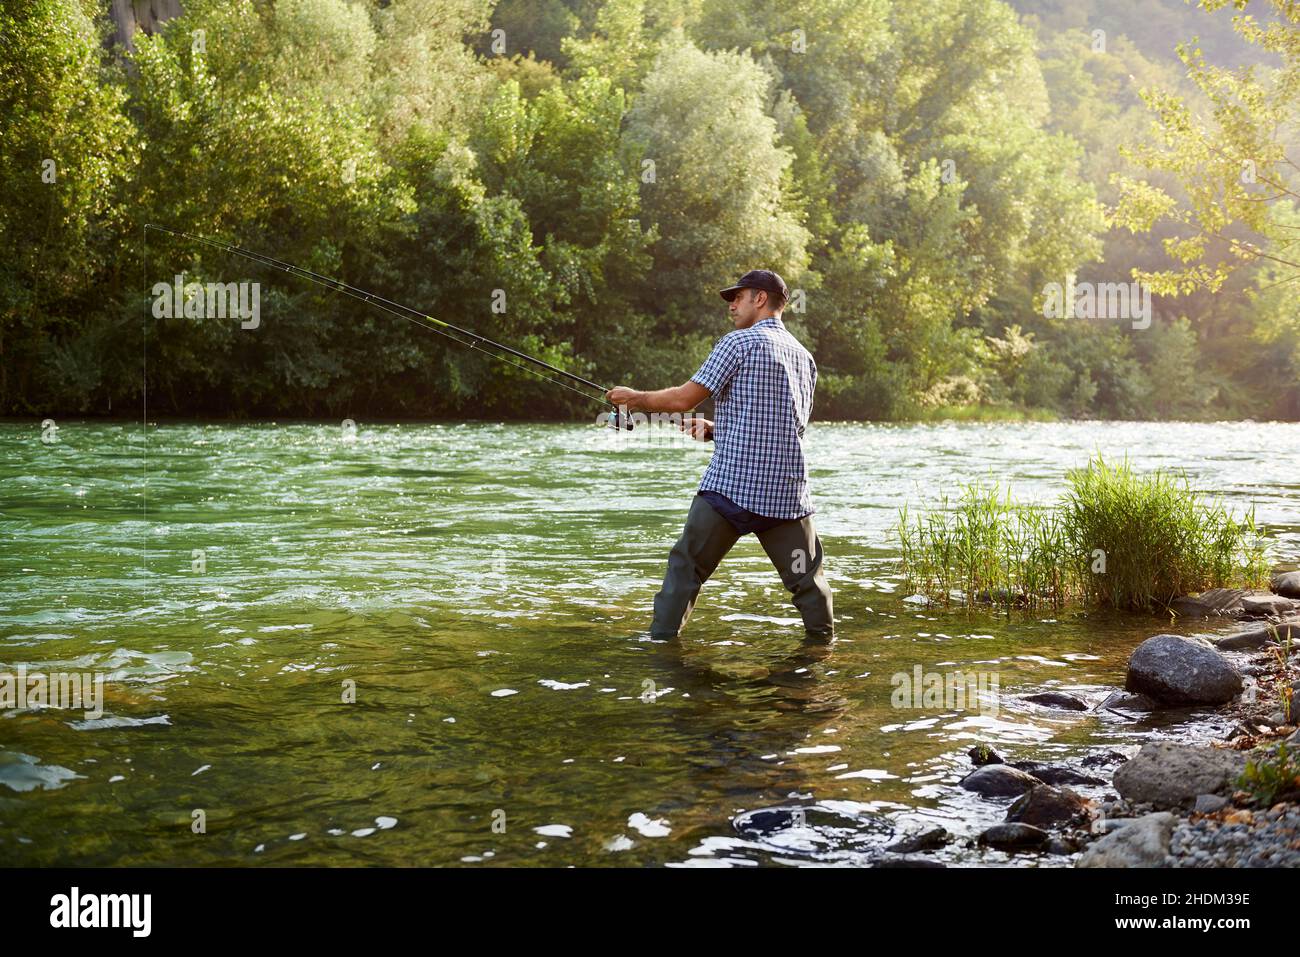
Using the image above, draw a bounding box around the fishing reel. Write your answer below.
[603,405,635,431]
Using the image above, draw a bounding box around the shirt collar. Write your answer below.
[754,315,783,328]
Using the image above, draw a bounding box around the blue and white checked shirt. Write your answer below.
[690,316,817,520]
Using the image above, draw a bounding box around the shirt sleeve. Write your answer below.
[800,356,817,438]
[691,333,749,395]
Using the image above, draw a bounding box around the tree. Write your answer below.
[1113,0,1300,295]
[0,0,135,412]
[624,32,812,322]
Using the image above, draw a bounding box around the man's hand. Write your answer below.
[605,386,643,409]
[680,416,713,441]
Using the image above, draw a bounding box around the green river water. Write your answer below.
[2,419,1297,866]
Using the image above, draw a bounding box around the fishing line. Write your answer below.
[144,224,633,426]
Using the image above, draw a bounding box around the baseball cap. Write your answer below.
[719,269,789,303]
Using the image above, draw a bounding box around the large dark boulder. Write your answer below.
[1126,633,1242,705]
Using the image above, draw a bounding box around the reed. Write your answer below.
[895,454,1270,611]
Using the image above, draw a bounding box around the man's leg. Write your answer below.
[755,515,834,641]
[650,495,742,639]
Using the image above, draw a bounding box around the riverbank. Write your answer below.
[920,571,1300,867]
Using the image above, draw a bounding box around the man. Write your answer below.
[606,269,834,643]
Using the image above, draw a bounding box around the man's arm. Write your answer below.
[605,380,710,413]
[799,356,817,438]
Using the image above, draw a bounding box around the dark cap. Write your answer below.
[719,269,789,303]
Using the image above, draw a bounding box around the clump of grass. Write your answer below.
[1062,455,1268,611]
[897,483,1077,609]
[896,454,1269,611]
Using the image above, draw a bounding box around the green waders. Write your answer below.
[650,494,834,641]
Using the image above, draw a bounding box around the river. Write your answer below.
[2,419,1297,865]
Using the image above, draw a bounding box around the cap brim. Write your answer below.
[719,286,745,302]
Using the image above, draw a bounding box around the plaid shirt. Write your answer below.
[690,316,817,520]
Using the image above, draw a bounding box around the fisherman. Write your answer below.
[606,269,834,643]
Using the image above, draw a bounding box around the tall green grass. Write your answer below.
[896,455,1269,611]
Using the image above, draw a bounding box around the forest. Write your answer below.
[2,0,1297,421]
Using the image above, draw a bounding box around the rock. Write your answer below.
[1126,634,1242,705]
[978,823,1050,850]
[966,743,1004,767]
[1080,749,1131,768]
[1046,837,1079,855]
[1228,618,1300,649]
[732,808,803,836]
[1193,794,1229,814]
[1273,571,1300,599]
[1091,816,1134,835]
[1169,588,1249,619]
[1011,762,1106,786]
[1023,691,1089,711]
[872,855,946,868]
[1076,812,1175,868]
[1112,742,1249,809]
[885,827,950,853]
[1006,784,1093,828]
[1241,594,1300,618]
[958,764,1041,798]
[1098,690,1158,713]
[1215,623,1284,651]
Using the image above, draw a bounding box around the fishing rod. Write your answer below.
[144,224,633,429]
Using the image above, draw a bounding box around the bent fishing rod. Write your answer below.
[144,224,633,429]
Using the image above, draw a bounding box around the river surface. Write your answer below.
[2,420,1297,866]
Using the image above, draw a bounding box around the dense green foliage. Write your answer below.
[896,456,1270,612]
[0,0,1294,419]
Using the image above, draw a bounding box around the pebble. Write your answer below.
[1168,805,1300,867]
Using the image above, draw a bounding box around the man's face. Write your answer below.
[727,288,768,329]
